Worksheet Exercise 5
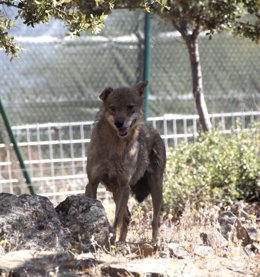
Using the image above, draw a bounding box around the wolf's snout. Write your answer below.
[114,119,129,137]
[114,120,125,129]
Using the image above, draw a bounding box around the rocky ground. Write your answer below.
[0,193,259,276]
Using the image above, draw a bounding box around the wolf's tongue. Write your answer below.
[118,127,128,136]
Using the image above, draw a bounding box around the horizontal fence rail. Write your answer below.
[0,111,259,203]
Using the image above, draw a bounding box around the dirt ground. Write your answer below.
[0,198,259,276]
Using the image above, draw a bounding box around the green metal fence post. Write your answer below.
[143,10,152,122]
[0,98,36,195]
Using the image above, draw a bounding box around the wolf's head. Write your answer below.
[99,81,147,138]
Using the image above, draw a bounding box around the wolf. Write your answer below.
[85,81,166,242]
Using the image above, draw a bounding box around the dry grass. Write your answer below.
[0,193,258,276]
[97,196,260,276]
[103,196,220,245]
[100,195,260,260]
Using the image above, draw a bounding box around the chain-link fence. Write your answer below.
[0,8,259,200]
[0,9,259,127]
[1,111,259,203]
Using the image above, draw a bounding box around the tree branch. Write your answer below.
[192,24,200,40]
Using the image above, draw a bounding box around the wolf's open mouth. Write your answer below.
[118,127,129,137]
[118,119,137,137]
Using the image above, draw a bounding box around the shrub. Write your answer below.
[163,123,260,215]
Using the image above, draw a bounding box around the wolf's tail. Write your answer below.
[131,173,150,203]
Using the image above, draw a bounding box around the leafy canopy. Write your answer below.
[154,0,260,41]
[0,0,119,57]
[0,0,260,58]
[0,0,147,58]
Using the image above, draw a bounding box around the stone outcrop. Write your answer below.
[0,193,110,253]
[56,194,112,252]
[0,194,259,276]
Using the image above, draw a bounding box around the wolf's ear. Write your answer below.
[99,87,113,102]
[134,80,148,96]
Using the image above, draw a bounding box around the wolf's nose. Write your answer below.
[114,120,124,129]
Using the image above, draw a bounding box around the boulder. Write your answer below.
[56,195,111,252]
[0,193,111,253]
[0,193,71,252]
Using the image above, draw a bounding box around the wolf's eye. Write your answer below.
[127,105,135,112]
[109,106,116,113]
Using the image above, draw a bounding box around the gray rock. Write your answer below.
[101,258,203,277]
[168,242,191,259]
[0,193,111,254]
[218,209,259,247]
[218,211,237,226]
[55,195,111,252]
[0,250,99,277]
[0,193,71,252]
[218,211,237,241]
[243,243,260,257]
[193,245,214,257]
[245,227,258,242]
[200,229,228,248]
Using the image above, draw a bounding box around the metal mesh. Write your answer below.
[1,111,259,203]
[0,10,259,127]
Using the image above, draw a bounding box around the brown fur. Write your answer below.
[85,81,166,242]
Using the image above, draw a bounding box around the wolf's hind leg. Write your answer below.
[148,173,163,243]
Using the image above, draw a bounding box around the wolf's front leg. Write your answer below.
[118,206,131,242]
[86,163,103,199]
[113,185,130,241]
[85,180,99,199]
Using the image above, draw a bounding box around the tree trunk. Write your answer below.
[184,35,212,132]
